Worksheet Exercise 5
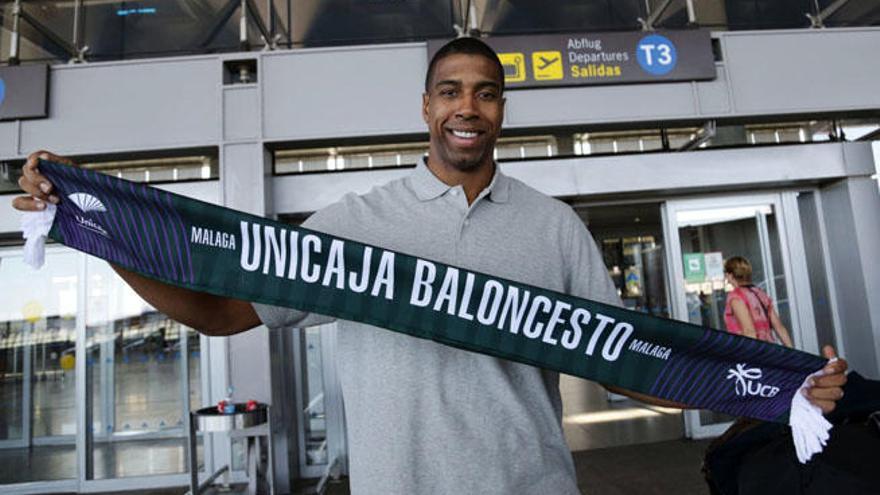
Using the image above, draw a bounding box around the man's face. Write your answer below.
[422,53,505,172]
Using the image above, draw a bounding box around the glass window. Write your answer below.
[275,136,560,175]
[479,0,646,35]
[302,326,327,466]
[0,0,77,64]
[721,0,813,30]
[80,0,268,60]
[82,155,219,183]
[0,0,288,64]
[494,136,558,161]
[292,0,456,47]
[0,161,24,194]
[1,154,217,196]
[575,129,695,155]
[818,0,880,27]
[85,257,198,479]
[275,143,429,174]
[0,248,78,484]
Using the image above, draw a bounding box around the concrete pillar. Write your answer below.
[819,172,880,379]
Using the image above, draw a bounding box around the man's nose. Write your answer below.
[454,95,478,119]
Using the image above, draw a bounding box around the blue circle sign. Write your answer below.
[636,34,677,76]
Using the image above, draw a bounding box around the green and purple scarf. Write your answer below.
[22,160,834,462]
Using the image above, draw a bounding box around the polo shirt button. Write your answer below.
[450,190,459,196]
[464,219,470,226]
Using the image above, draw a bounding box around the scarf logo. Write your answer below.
[68,193,107,213]
[68,192,109,237]
[727,363,780,398]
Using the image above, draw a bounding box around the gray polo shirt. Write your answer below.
[254,159,619,495]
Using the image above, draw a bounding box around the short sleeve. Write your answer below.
[250,202,351,329]
[252,301,335,329]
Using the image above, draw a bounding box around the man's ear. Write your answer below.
[422,93,430,124]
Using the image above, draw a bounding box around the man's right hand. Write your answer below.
[12,150,76,212]
[11,149,263,336]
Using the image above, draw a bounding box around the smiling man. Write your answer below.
[251,38,619,493]
[422,42,504,198]
[13,37,848,495]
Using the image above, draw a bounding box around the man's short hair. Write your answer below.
[425,37,505,94]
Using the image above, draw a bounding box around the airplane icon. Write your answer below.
[531,51,564,80]
[538,55,559,70]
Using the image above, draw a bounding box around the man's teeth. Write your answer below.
[452,130,478,138]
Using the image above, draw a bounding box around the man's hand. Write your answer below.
[11,150,263,335]
[805,345,848,414]
[11,150,75,211]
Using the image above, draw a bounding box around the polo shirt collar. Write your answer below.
[411,157,510,204]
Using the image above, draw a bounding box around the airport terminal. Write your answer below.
[0,0,879,493]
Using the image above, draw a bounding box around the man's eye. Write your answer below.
[479,92,498,100]
[440,89,457,97]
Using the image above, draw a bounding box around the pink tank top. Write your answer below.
[724,286,774,343]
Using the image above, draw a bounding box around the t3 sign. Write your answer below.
[428,30,716,89]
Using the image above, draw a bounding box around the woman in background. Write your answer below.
[723,256,794,348]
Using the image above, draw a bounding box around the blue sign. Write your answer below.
[636,34,677,76]
[0,78,5,107]
[429,30,714,89]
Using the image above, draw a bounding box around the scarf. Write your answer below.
[21,159,833,462]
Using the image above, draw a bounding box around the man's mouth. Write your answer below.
[446,128,485,146]
[451,130,480,139]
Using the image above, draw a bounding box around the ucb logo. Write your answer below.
[726,363,780,398]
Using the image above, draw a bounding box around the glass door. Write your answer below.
[83,258,202,481]
[662,194,804,438]
[294,323,346,481]
[0,248,79,487]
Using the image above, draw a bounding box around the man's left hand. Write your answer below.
[804,345,848,414]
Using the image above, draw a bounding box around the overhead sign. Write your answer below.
[0,64,49,121]
[428,30,715,89]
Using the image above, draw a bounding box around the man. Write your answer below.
[13,38,847,494]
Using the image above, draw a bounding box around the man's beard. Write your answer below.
[449,154,486,171]
[435,141,494,172]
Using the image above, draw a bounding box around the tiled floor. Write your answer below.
[73,438,713,495]
[0,438,204,483]
[560,374,685,451]
[2,362,699,492]
[573,438,712,495]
